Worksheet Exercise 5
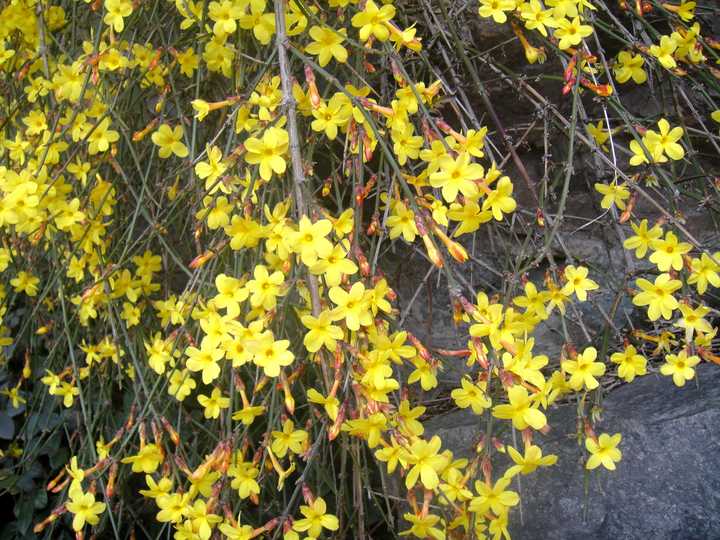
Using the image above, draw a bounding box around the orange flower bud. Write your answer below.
[189,250,215,269]
[580,78,613,97]
[106,462,118,499]
[160,416,180,446]
[328,402,346,441]
[132,118,160,142]
[431,225,468,263]
[619,191,637,223]
[304,65,321,109]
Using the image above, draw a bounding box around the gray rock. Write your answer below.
[426,364,720,539]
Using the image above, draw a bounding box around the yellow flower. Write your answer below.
[151,124,188,158]
[341,412,388,447]
[185,343,224,384]
[156,492,191,523]
[520,0,557,37]
[664,1,697,22]
[168,369,196,401]
[675,303,713,337]
[632,273,682,321]
[244,126,289,181]
[562,346,605,391]
[478,0,517,23]
[307,388,340,420]
[644,118,685,161]
[293,497,339,538]
[447,200,492,236]
[403,435,448,490]
[469,476,520,516]
[430,152,482,203]
[623,219,663,259]
[10,271,40,296]
[594,181,630,210]
[648,231,692,272]
[197,387,230,419]
[386,201,418,242]
[492,384,547,430]
[87,117,119,155]
[139,475,173,499]
[208,0,242,36]
[482,176,517,221]
[195,145,228,191]
[351,0,396,42]
[660,350,700,387]
[610,345,647,382]
[301,310,344,352]
[375,438,405,473]
[251,335,294,377]
[121,443,163,473]
[687,253,720,294]
[311,95,352,140]
[554,16,593,50]
[228,459,260,499]
[629,137,665,166]
[650,35,678,70]
[561,265,599,301]
[271,419,308,457]
[585,433,622,470]
[103,0,133,32]
[451,377,491,414]
[401,512,445,539]
[587,119,610,150]
[175,48,199,77]
[191,99,211,121]
[246,264,284,310]
[291,216,333,266]
[310,244,358,287]
[66,488,107,531]
[329,282,372,331]
[392,122,424,165]
[614,51,647,84]
[306,26,348,66]
[505,443,557,477]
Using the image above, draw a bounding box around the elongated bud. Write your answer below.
[160,417,180,446]
[328,402,346,441]
[302,483,315,505]
[279,372,295,415]
[431,224,468,263]
[407,332,432,362]
[47,468,67,491]
[511,21,546,64]
[353,245,371,276]
[22,351,31,378]
[132,118,160,142]
[564,54,578,84]
[305,65,321,109]
[106,462,118,499]
[255,375,271,393]
[481,456,492,483]
[423,234,444,268]
[580,78,613,97]
[619,191,637,223]
[189,250,215,269]
[34,505,66,533]
[35,323,52,335]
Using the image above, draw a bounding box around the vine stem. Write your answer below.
[273,0,322,318]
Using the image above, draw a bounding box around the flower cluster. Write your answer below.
[0,0,717,539]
